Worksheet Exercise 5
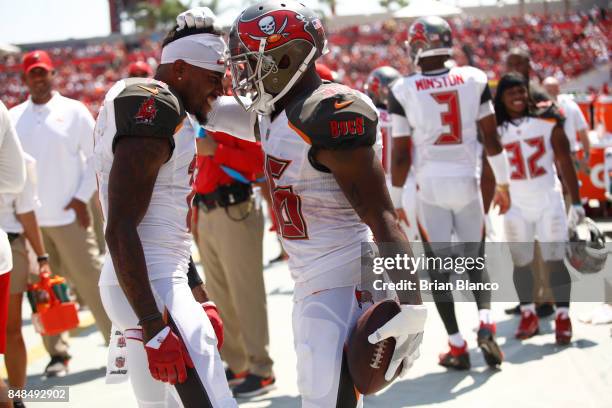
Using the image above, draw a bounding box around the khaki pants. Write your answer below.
[196,200,273,377]
[41,221,111,357]
[89,195,106,255]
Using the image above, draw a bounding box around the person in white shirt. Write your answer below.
[9,50,111,378]
[0,154,52,408]
[542,77,590,170]
[0,99,26,408]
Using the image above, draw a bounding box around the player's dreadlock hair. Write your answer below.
[162,24,222,48]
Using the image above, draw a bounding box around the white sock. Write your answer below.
[556,307,569,319]
[520,303,536,314]
[449,332,465,347]
[479,309,493,324]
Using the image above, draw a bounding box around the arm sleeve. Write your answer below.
[0,102,26,194]
[14,156,40,214]
[205,96,257,142]
[112,85,183,155]
[74,105,97,203]
[213,141,264,175]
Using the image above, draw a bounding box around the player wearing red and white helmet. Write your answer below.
[227,1,426,405]
[389,16,510,370]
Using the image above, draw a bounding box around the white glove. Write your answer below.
[568,204,586,229]
[176,7,216,31]
[367,304,427,381]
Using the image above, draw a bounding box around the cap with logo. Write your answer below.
[22,50,54,74]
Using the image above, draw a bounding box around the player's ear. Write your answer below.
[172,59,187,81]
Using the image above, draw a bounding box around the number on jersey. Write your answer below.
[265,155,308,240]
[431,90,462,145]
[504,136,547,180]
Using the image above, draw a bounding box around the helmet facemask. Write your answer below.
[230,36,317,115]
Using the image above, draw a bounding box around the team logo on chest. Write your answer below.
[134,96,157,125]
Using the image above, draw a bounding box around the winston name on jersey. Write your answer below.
[389,65,493,181]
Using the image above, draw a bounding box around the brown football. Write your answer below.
[347,299,402,395]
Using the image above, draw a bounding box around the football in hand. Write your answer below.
[346,299,403,395]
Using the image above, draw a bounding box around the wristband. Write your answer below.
[487,150,510,185]
[201,301,216,308]
[390,185,404,209]
[37,254,49,263]
[138,312,163,327]
[495,183,509,192]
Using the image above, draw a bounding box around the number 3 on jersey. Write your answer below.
[265,155,309,240]
[432,90,462,145]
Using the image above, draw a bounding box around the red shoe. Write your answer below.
[515,310,539,339]
[555,314,572,345]
[439,341,470,370]
[477,322,503,367]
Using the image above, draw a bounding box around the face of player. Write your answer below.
[181,64,224,124]
[506,55,529,79]
[23,67,54,102]
[502,84,528,119]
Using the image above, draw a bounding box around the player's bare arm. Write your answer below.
[391,137,412,224]
[105,136,170,342]
[551,123,581,205]
[480,152,496,214]
[316,145,422,306]
[479,114,511,214]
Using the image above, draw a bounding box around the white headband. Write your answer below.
[161,33,227,73]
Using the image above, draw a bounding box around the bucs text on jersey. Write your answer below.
[388,65,493,181]
[258,82,381,300]
[93,78,195,285]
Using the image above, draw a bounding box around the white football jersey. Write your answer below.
[94,78,195,285]
[390,66,493,181]
[259,83,380,300]
[498,117,562,208]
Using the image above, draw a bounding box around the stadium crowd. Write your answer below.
[1,8,610,113]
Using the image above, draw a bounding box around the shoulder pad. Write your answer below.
[112,82,185,153]
[534,102,565,127]
[286,83,378,150]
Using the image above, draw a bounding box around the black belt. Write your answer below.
[194,182,253,212]
[7,233,20,243]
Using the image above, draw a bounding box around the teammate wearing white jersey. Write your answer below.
[493,73,581,345]
[389,16,511,370]
[226,2,427,406]
[365,67,420,242]
[95,14,237,408]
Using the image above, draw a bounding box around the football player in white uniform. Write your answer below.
[389,16,511,370]
[492,73,581,345]
[94,12,238,408]
[227,1,427,406]
[365,67,420,242]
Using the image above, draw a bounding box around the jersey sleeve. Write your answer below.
[286,86,378,150]
[112,84,184,154]
[468,67,494,120]
[388,82,412,137]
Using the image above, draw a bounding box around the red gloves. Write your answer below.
[202,301,224,350]
[144,326,194,384]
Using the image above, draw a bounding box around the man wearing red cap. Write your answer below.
[9,50,111,378]
[127,61,153,78]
